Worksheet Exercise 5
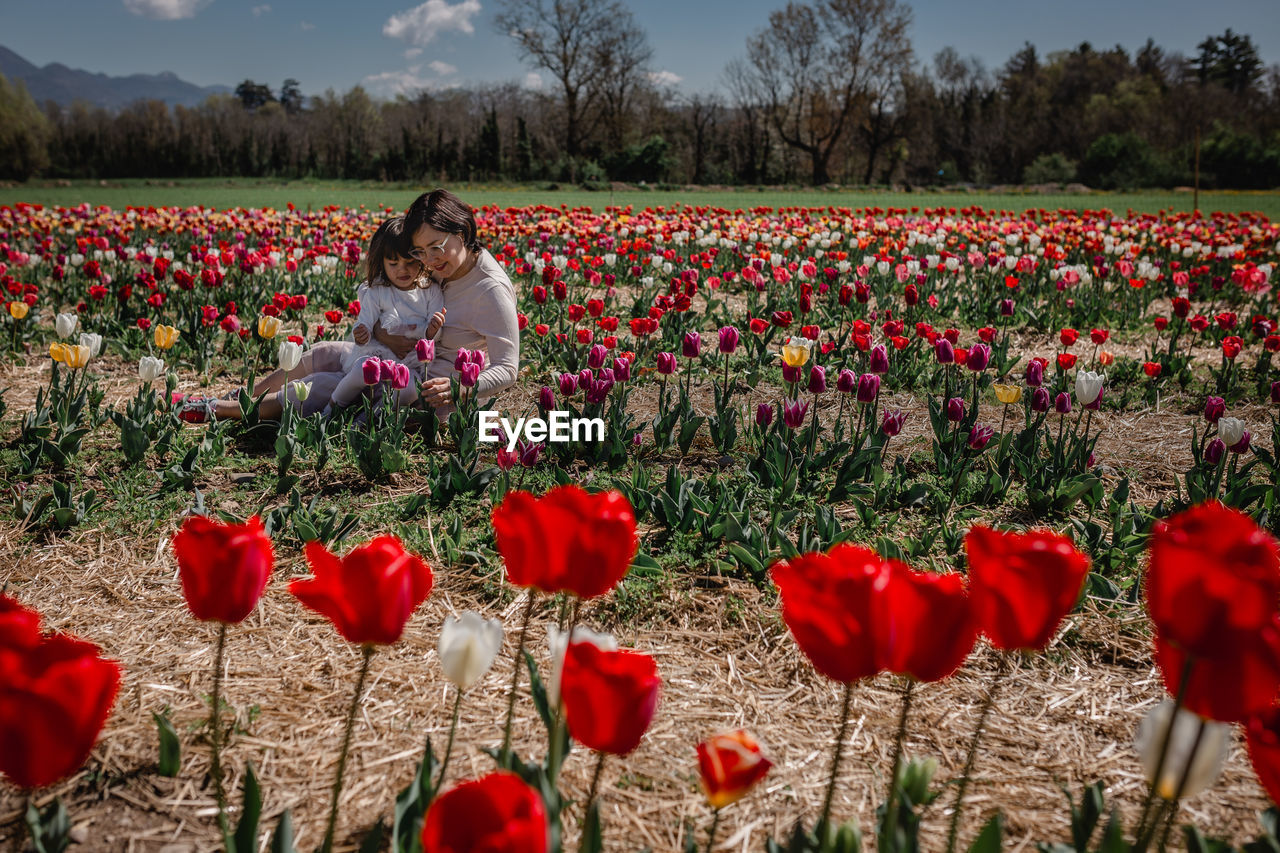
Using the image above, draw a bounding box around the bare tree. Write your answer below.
[741,0,913,185]
[494,0,651,161]
[684,93,721,184]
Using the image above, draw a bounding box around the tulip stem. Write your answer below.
[880,679,916,845]
[944,652,1010,853]
[1133,656,1193,848]
[549,599,581,783]
[210,622,228,836]
[704,808,721,853]
[819,681,854,842]
[434,688,462,792]
[1153,716,1208,852]
[586,750,607,811]
[500,591,537,768]
[322,645,373,853]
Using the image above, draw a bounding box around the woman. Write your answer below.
[184,188,518,422]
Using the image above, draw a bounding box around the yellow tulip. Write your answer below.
[781,337,811,368]
[49,342,68,363]
[257,315,282,339]
[993,383,1023,405]
[154,324,180,350]
[8,301,29,320]
[63,344,91,369]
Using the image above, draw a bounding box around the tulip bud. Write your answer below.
[278,340,303,372]
[966,343,990,372]
[558,373,578,396]
[1000,299,1014,316]
[656,352,677,375]
[612,357,631,381]
[836,368,856,394]
[781,337,811,368]
[1054,392,1072,414]
[782,399,809,429]
[55,312,78,339]
[391,362,411,390]
[1205,438,1226,465]
[718,325,740,354]
[807,365,827,394]
[866,343,889,374]
[291,380,311,403]
[1204,396,1225,424]
[438,612,504,691]
[415,338,435,363]
[154,324,180,350]
[782,363,803,384]
[682,331,702,359]
[518,440,543,467]
[881,409,906,436]
[756,403,774,427]
[459,361,480,387]
[362,357,382,385]
[138,355,165,383]
[1135,699,1230,800]
[935,339,955,364]
[1031,387,1051,412]
[8,301,29,320]
[539,386,555,410]
[856,373,880,404]
[63,343,91,369]
[49,342,68,363]
[1272,380,1280,405]
[256,314,281,339]
[588,344,608,369]
[945,397,965,422]
[578,368,594,389]
[1230,429,1252,454]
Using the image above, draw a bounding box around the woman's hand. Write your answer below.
[419,376,456,408]
[372,319,416,359]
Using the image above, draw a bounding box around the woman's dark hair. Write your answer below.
[364,215,416,288]
[404,189,482,254]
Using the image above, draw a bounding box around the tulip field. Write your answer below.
[3,198,1280,852]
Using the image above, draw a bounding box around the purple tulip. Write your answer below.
[935,339,955,364]
[578,368,594,388]
[468,349,485,366]
[1055,392,1072,414]
[558,373,578,396]
[782,363,803,384]
[836,368,856,394]
[1272,380,1280,404]
[683,331,702,358]
[613,357,631,381]
[756,403,774,427]
[808,365,827,394]
[856,373,880,404]
[718,325,740,354]
[539,386,555,410]
[362,357,382,385]
[881,409,906,436]
[782,399,809,429]
[415,338,435,363]
[379,358,397,383]
[1025,360,1044,387]
[518,440,543,467]
[454,348,472,371]
[598,367,615,384]
[1206,438,1225,465]
[1230,430,1252,454]
[1204,396,1225,424]
[1000,299,1014,316]
[587,343,608,369]
[459,361,480,387]
[585,378,613,404]
[1085,387,1104,411]
[1031,387,1051,412]
[966,343,990,372]
[946,396,965,422]
[390,362,411,390]
[656,352,677,375]
[868,344,889,374]
[967,424,994,451]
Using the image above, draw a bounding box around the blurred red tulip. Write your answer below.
[173,515,274,624]
[561,640,660,755]
[422,772,548,853]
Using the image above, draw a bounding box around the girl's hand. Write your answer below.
[419,376,455,408]
[372,319,416,359]
[353,323,370,345]
[426,308,447,338]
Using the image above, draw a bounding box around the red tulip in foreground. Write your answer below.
[422,772,548,853]
[965,525,1090,651]
[291,535,434,646]
[0,595,121,789]
[697,730,773,809]
[173,514,274,624]
[560,640,660,756]
[492,484,638,599]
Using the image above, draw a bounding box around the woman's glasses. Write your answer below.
[411,234,452,263]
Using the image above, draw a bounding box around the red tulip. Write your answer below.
[1146,502,1280,660]
[697,730,773,808]
[492,485,638,599]
[422,772,548,853]
[173,515,274,624]
[881,564,977,682]
[290,536,433,646]
[771,544,890,683]
[966,526,1089,651]
[1247,708,1280,805]
[0,597,121,788]
[560,641,660,755]
[1154,625,1280,722]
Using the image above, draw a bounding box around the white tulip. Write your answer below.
[1075,370,1105,406]
[1135,699,1231,800]
[138,355,165,383]
[546,625,616,707]
[55,312,78,339]
[78,332,103,357]
[1217,417,1245,449]
[277,340,303,372]
[438,612,504,691]
[291,380,312,403]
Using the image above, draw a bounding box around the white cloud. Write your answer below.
[362,64,459,97]
[383,0,482,47]
[427,60,457,75]
[122,0,211,20]
[404,47,424,59]
[648,70,683,87]
[300,20,315,30]
[523,71,543,90]
[251,4,271,15]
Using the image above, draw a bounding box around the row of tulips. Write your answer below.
[5,487,1280,850]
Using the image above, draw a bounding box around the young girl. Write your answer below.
[323,216,446,416]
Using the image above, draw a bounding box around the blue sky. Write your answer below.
[2,0,1278,99]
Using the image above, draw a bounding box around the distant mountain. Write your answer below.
[0,45,230,109]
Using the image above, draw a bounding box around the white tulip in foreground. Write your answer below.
[138,356,165,383]
[278,340,303,372]
[1217,417,1246,449]
[438,611,504,690]
[546,624,617,706]
[79,332,103,357]
[1075,370,1105,406]
[1135,698,1231,800]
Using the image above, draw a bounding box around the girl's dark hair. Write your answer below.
[364,216,416,288]
[403,189,482,254]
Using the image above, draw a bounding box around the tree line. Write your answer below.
[1,0,1278,189]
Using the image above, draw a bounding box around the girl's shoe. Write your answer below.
[178,396,216,424]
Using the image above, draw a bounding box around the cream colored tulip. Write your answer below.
[79,332,103,357]
[278,340,303,372]
[1135,699,1230,800]
[138,355,165,383]
[438,612,504,691]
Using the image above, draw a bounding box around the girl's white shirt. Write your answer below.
[341,279,445,374]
